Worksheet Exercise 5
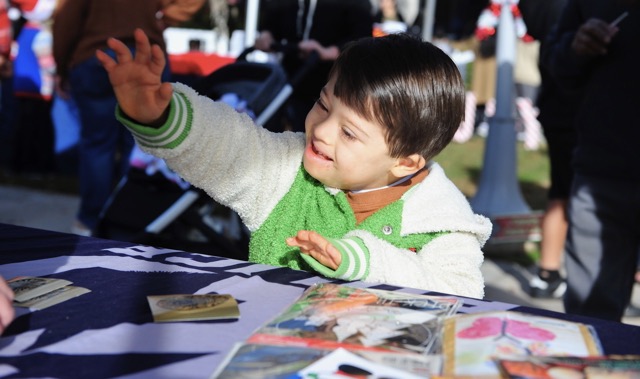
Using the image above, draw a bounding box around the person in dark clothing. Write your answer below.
[374,0,404,24]
[519,0,583,299]
[255,0,373,133]
[546,0,640,321]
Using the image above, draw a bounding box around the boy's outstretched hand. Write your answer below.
[286,230,342,270]
[96,28,173,126]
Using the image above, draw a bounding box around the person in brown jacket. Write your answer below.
[52,0,204,236]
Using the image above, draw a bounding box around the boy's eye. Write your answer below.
[315,98,328,111]
[341,127,357,141]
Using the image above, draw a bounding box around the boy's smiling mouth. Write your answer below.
[310,141,333,161]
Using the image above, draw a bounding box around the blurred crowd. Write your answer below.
[0,0,514,178]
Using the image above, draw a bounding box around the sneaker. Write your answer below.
[529,275,567,299]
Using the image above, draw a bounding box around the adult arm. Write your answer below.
[545,0,617,91]
[52,0,85,83]
[518,0,567,41]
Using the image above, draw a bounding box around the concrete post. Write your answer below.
[422,0,437,42]
[470,0,530,218]
[244,0,259,48]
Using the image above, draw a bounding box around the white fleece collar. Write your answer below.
[401,162,492,242]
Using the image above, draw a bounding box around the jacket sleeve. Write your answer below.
[117,83,306,231]
[545,0,594,91]
[303,230,485,299]
[52,0,84,81]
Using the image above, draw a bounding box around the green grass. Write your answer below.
[435,136,550,211]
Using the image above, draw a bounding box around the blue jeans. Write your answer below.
[69,47,170,230]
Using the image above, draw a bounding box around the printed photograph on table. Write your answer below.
[297,347,426,379]
[496,355,640,379]
[14,285,91,310]
[147,294,240,322]
[251,283,462,355]
[211,282,458,378]
[211,342,443,378]
[442,311,603,378]
[8,276,73,302]
[211,343,331,379]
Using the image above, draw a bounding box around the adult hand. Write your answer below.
[255,30,275,52]
[572,18,618,56]
[287,230,342,270]
[96,28,173,126]
[0,277,15,334]
[298,39,339,61]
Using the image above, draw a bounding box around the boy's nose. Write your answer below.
[312,117,335,142]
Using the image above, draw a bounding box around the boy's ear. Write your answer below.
[391,154,426,177]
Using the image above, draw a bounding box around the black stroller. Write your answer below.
[95,47,318,261]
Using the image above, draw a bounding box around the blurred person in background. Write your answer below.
[375,0,404,24]
[53,0,204,236]
[373,0,407,37]
[0,0,16,168]
[546,0,639,322]
[254,0,373,133]
[0,0,58,175]
[520,0,582,299]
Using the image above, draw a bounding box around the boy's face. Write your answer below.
[303,76,402,191]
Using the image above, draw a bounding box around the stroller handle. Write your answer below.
[235,42,295,61]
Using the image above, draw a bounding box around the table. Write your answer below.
[0,223,639,378]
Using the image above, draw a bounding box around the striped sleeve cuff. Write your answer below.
[299,236,370,281]
[115,91,192,149]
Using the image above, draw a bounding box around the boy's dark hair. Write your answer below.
[329,33,465,161]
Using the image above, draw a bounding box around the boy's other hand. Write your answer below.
[287,230,342,270]
[297,39,339,61]
[96,28,173,126]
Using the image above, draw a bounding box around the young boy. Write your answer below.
[97,29,492,298]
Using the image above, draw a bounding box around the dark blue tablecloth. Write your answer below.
[0,223,638,378]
